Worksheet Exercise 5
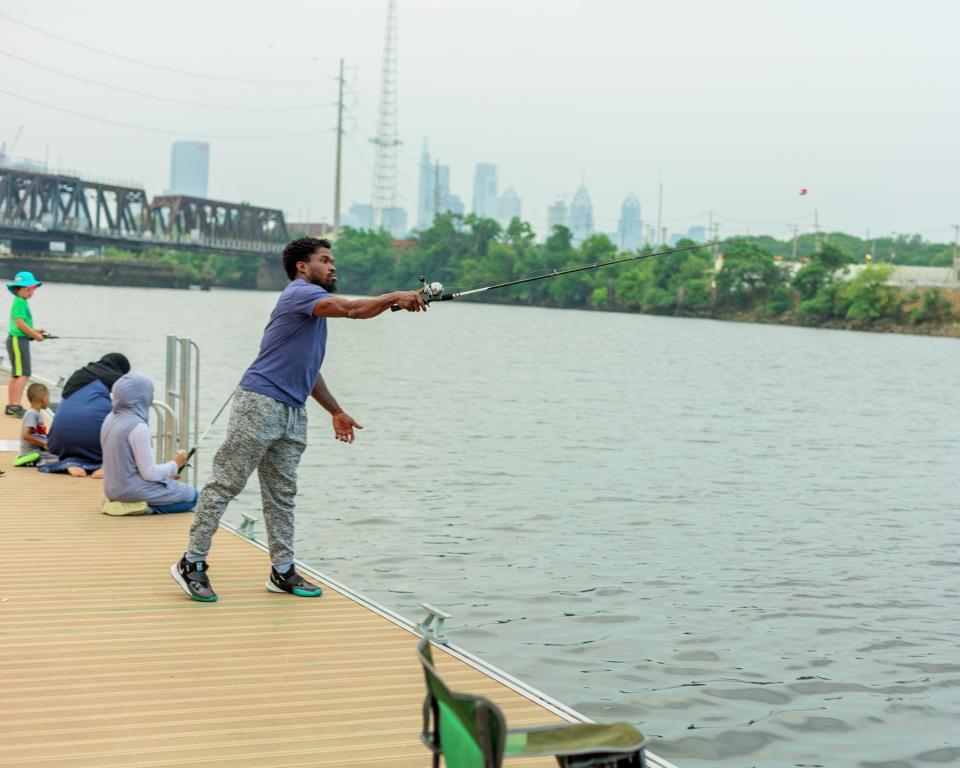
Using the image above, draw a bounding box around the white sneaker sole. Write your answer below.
[265,579,323,597]
[171,563,217,602]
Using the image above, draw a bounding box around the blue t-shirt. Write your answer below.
[239,280,329,407]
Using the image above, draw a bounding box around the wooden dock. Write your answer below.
[0,410,579,766]
[0,390,670,768]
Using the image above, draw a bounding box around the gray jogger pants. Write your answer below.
[188,388,307,567]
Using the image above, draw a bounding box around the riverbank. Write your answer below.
[711,306,960,339]
[1,253,191,289]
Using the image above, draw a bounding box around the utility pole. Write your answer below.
[791,224,799,260]
[814,209,821,252]
[952,224,960,282]
[332,58,345,237]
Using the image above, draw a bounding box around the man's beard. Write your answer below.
[310,276,338,292]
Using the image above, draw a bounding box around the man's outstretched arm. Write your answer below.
[313,290,425,319]
[311,373,363,443]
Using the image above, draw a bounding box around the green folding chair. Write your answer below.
[417,637,647,768]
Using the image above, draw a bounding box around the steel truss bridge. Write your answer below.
[0,167,289,257]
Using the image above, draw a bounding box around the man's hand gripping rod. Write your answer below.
[390,276,445,311]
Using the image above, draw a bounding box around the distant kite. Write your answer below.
[799,187,809,196]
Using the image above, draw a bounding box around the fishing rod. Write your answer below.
[391,240,716,310]
[184,389,236,463]
[40,332,147,342]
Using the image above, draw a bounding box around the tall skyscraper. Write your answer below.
[435,164,450,206]
[546,199,568,236]
[169,141,209,198]
[472,163,498,219]
[416,139,435,229]
[426,164,464,216]
[617,193,643,251]
[496,188,522,228]
[568,183,594,244]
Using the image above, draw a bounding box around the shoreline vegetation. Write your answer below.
[318,215,960,339]
[14,214,960,338]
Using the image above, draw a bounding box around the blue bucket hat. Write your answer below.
[6,271,43,295]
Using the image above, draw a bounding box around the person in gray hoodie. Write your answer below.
[100,372,197,514]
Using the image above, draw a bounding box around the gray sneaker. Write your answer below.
[266,565,323,597]
[171,556,218,602]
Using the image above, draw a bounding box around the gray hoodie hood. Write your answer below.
[110,372,153,423]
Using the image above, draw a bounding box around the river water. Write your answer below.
[23,282,960,768]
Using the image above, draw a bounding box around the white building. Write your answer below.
[169,141,210,198]
[496,188,522,228]
[472,163,498,219]
[416,139,434,229]
[546,199,568,237]
[616,193,642,251]
[344,203,375,230]
[568,184,594,244]
[381,207,408,238]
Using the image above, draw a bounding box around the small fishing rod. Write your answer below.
[391,240,716,310]
[184,389,236,463]
[41,332,147,342]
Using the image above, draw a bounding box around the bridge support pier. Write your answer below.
[256,257,287,291]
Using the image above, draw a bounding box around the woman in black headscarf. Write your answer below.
[44,353,131,476]
[61,353,131,398]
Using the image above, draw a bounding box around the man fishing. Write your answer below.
[171,236,427,602]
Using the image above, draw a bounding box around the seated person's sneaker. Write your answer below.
[13,451,40,467]
[101,499,148,516]
[266,565,323,597]
[170,556,218,602]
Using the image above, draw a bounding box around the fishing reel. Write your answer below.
[391,275,444,311]
[419,275,445,303]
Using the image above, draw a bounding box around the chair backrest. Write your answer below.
[417,637,507,768]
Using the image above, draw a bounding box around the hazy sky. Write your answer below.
[1,0,958,241]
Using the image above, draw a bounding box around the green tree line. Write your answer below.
[330,215,957,327]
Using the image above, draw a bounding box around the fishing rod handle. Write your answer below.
[390,295,438,312]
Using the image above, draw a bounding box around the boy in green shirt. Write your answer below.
[6,271,45,418]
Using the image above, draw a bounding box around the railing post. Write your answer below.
[189,340,201,482]
[178,338,192,484]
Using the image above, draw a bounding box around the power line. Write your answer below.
[717,211,816,226]
[0,49,336,112]
[0,87,336,140]
[0,11,336,86]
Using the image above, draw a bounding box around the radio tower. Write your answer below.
[371,0,400,229]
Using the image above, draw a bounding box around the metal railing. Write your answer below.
[150,400,178,466]
[163,336,201,484]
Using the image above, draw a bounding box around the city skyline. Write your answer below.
[1,1,957,243]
